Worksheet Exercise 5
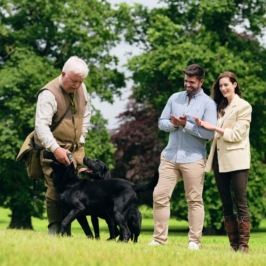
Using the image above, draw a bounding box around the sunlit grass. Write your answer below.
[0,207,266,266]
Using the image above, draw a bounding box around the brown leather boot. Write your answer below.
[223,214,239,251]
[238,216,251,253]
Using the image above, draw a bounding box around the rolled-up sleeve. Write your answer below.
[184,100,217,141]
[80,84,91,144]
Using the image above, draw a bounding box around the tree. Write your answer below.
[111,0,266,232]
[110,98,164,206]
[0,0,126,229]
[111,99,161,180]
[85,108,116,170]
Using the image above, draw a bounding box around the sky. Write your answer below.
[91,1,164,129]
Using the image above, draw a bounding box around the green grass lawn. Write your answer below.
[0,207,266,266]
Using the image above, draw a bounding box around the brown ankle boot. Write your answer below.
[223,214,239,251]
[238,216,250,253]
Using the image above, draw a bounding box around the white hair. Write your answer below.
[62,56,89,78]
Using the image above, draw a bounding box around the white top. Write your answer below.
[35,76,91,152]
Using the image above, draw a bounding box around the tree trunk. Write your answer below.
[8,207,33,230]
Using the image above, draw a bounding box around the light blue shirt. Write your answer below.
[159,90,217,163]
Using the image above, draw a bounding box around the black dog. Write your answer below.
[82,157,156,242]
[49,157,158,242]
[79,160,119,240]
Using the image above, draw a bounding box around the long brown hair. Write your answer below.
[211,71,242,116]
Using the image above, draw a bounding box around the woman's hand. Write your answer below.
[193,117,216,131]
[194,117,202,126]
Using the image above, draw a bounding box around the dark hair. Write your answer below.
[182,64,205,80]
[211,71,242,115]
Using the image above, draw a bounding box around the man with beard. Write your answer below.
[148,64,217,250]
[34,56,91,235]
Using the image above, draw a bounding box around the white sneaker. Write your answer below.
[188,241,200,250]
[148,239,161,246]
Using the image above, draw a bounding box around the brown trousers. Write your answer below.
[212,150,250,217]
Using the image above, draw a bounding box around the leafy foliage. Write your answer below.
[110,99,164,207]
[111,0,266,232]
[111,99,163,182]
[84,107,116,170]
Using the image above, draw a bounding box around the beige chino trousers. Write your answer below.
[153,155,205,245]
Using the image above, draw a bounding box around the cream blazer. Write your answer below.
[205,94,252,173]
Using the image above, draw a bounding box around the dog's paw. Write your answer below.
[86,234,94,239]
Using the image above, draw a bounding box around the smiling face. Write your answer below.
[219,77,237,102]
[61,71,84,93]
[184,75,204,97]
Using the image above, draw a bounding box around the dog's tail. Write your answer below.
[133,170,159,193]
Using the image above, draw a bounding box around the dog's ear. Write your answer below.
[43,150,56,161]
[49,162,62,183]
[103,167,111,179]
[49,161,60,169]
[83,156,88,165]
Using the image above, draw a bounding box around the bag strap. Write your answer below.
[50,103,71,132]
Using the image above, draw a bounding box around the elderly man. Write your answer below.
[34,56,91,235]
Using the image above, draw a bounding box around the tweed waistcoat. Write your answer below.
[34,77,86,148]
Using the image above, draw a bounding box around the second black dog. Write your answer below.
[83,157,158,242]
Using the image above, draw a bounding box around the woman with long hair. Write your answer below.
[194,71,252,253]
